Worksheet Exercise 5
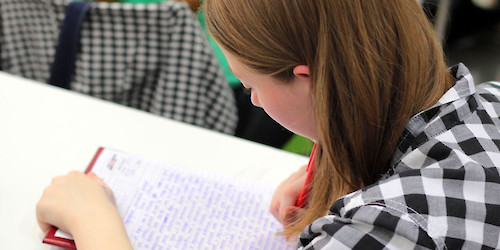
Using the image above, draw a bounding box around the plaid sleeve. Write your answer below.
[298,204,436,250]
[297,169,444,250]
[298,145,500,249]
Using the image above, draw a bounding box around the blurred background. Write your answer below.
[423,0,500,83]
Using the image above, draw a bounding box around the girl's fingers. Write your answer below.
[278,176,306,223]
[36,171,122,238]
[270,165,308,224]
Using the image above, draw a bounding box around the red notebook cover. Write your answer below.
[42,147,104,249]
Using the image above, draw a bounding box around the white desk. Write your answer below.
[0,72,307,249]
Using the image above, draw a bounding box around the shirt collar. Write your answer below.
[432,63,476,107]
[405,63,476,133]
[385,63,477,177]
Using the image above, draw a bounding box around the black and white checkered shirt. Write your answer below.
[0,0,237,134]
[298,64,500,249]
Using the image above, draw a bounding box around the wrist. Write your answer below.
[70,204,133,250]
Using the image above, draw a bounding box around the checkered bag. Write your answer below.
[0,0,237,134]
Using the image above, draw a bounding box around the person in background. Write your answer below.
[91,0,295,149]
[36,0,500,249]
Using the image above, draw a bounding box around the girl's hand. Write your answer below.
[269,165,307,225]
[36,171,133,250]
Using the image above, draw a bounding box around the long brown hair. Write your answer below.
[206,0,454,237]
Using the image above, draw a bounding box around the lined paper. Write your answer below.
[69,148,295,249]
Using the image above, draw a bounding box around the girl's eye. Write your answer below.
[243,87,252,96]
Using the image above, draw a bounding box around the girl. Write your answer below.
[37,0,500,249]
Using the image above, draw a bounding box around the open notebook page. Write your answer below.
[55,148,296,249]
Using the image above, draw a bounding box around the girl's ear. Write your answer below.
[293,65,311,80]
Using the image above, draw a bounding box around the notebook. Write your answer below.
[43,147,295,249]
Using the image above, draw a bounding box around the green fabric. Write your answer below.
[282,134,314,156]
[197,5,240,88]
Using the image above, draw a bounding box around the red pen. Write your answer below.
[295,144,317,208]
